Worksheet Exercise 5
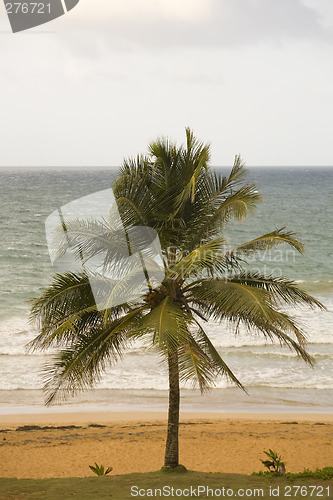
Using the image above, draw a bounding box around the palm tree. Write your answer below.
[29,129,324,470]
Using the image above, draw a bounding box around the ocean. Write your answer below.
[0,167,332,415]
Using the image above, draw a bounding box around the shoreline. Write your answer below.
[1,410,333,426]
[2,386,333,418]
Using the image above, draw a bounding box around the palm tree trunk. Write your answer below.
[164,349,180,469]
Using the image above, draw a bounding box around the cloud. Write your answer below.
[90,0,213,23]
[57,0,333,50]
[1,0,333,167]
[2,0,332,59]
[1,0,333,48]
[302,0,333,29]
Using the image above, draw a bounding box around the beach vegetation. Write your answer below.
[29,129,325,471]
[260,449,286,475]
[253,466,333,480]
[287,467,333,480]
[89,463,113,476]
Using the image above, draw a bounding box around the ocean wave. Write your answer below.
[0,351,47,358]
[1,364,332,392]
[291,279,333,294]
[239,382,333,391]
[216,349,333,360]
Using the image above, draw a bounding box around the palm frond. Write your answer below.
[167,238,227,279]
[29,272,96,331]
[28,271,146,351]
[28,305,99,351]
[227,154,247,186]
[137,297,192,352]
[177,340,216,392]
[229,228,304,256]
[229,272,325,309]
[208,184,260,226]
[185,277,320,365]
[41,306,147,405]
[191,319,245,390]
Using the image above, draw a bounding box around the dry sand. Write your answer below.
[0,412,332,479]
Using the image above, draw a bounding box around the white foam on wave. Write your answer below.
[2,343,331,392]
[1,295,333,391]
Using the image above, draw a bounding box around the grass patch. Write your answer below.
[253,466,333,480]
[0,471,332,499]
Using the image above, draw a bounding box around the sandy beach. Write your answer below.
[0,411,332,479]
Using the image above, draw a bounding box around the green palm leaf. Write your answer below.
[191,319,245,390]
[168,238,227,279]
[137,297,192,352]
[229,228,304,256]
[41,306,146,405]
[185,277,316,364]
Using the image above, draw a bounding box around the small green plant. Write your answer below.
[253,466,333,480]
[286,467,333,480]
[89,463,113,476]
[261,449,286,476]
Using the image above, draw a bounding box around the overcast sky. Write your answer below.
[1,0,333,167]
